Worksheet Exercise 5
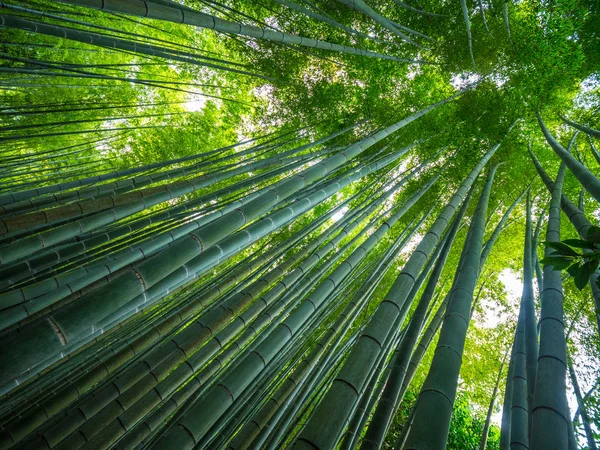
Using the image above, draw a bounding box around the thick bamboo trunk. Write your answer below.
[401,166,497,450]
[530,164,570,449]
[522,192,539,426]
[538,112,600,203]
[561,115,600,139]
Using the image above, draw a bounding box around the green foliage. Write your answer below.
[542,236,600,289]
[447,395,500,450]
[0,0,598,448]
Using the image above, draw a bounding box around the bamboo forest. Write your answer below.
[1,0,600,449]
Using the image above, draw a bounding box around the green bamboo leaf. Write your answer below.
[562,239,597,250]
[567,263,581,278]
[540,256,572,270]
[587,226,600,244]
[544,241,580,257]
[574,262,594,290]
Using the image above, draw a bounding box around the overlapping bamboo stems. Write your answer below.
[0,143,325,289]
[402,165,497,449]
[2,127,340,262]
[397,187,520,430]
[0,153,118,195]
[0,159,307,289]
[474,192,529,450]
[336,0,419,46]
[343,231,454,450]
[0,143,338,305]
[294,132,509,449]
[349,268,452,449]
[23,175,392,418]
[0,125,300,206]
[0,190,358,429]
[341,347,393,450]
[0,14,276,81]
[19,176,366,386]
[359,176,476,449]
[0,52,247,89]
[0,109,193,140]
[0,122,164,144]
[252,226,419,450]
[530,164,570,449]
[567,357,598,450]
[398,291,450,410]
[0,101,200,120]
[328,280,415,449]
[0,125,313,215]
[0,138,119,180]
[37,141,413,331]
[2,274,222,397]
[263,334,359,450]
[355,197,496,449]
[0,161,120,196]
[0,190,362,447]
[0,190,252,290]
[523,191,539,429]
[0,142,333,238]
[506,200,539,450]
[0,1,241,62]
[123,229,378,450]
[301,303,403,450]
[0,92,460,392]
[201,256,383,449]
[340,283,436,450]
[269,0,385,43]
[39,174,404,450]
[2,214,314,400]
[57,0,415,62]
[0,191,247,290]
[148,167,441,449]
[1,288,183,418]
[259,341,364,450]
[139,233,371,448]
[7,124,307,204]
[83,171,385,334]
[0,68,160,93]
[234,211,433,450]
[505,194,547,450]
[16,176,352,404]
[0,159,317,325]
[166,277,368,449]
[49,235,367,450]
[334,222,454,449]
